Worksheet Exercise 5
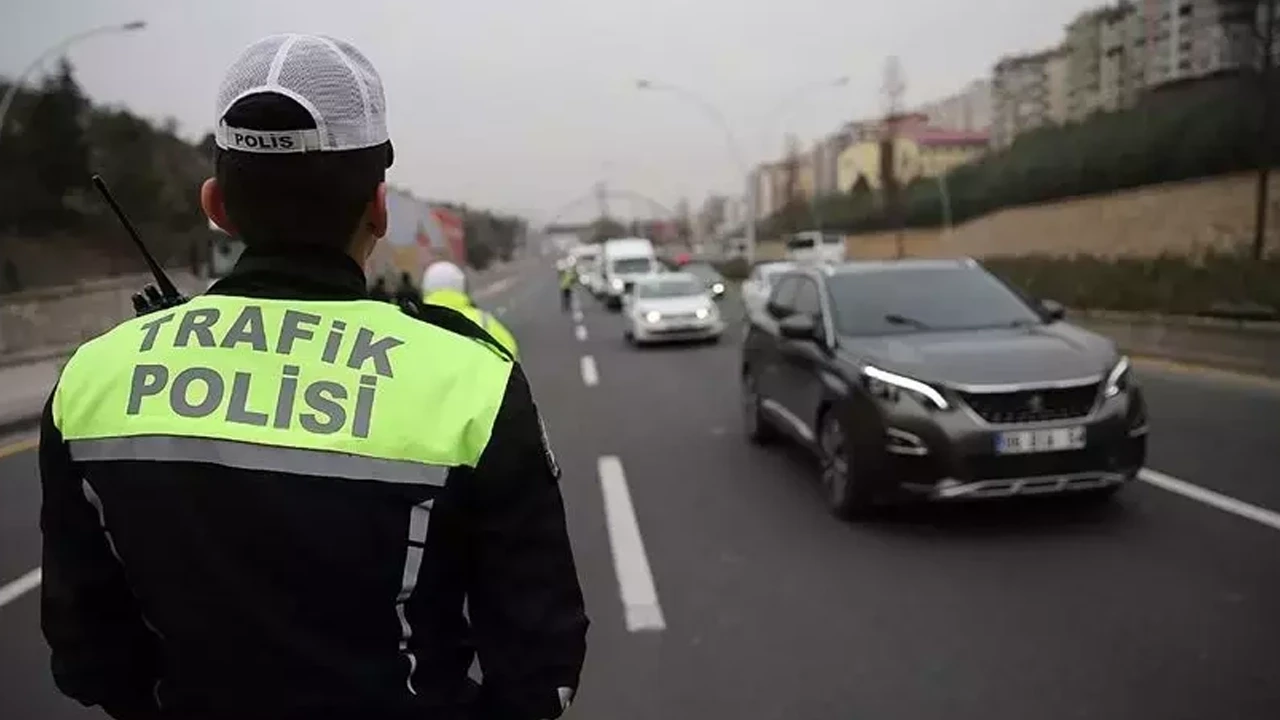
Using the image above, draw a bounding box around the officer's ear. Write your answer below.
[201,178,237,235]
[367,182,389,239]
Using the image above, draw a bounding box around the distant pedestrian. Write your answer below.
[368,274,391,302]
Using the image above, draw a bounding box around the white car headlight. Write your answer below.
[695,307,710,320]
[862,365,950,410]
[644,310,662,324]
[1104,355,1130,398]
[611,278,625,291]
[712,282,725,294]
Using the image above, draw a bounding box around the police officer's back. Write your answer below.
[39,34,587,720]
[422,261,519,360]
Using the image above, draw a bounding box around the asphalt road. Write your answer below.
[2,262,1279,720]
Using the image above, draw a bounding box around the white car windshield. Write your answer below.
[612,257,653,275]
[635,278,705,298]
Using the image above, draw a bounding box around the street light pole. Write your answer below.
[636,79,757,265]
[0,20,146,150]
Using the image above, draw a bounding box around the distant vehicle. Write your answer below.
[569,244,604,295]
[740,260,795,320]
[678,260,727,301]
[785,231,846,265]
[623,272,723,346]
[740,258,1147,519]
[205,220,244,290]
[601,237,658,310]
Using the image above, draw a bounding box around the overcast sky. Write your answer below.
[2,0,1100,222]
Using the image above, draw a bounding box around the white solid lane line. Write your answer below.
[1139,468,1280,532]
[575,325,588,342]
[0,567,42,609]
[597,456,666,632]
[580,356,599,387]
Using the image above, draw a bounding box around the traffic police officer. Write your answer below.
[421,261,519,360]
[558,265,575,313]
[40,34,587,720]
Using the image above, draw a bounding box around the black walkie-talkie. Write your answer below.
[91,174,190,316]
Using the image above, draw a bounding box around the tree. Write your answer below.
[23,58,91,231]
[587,216,627,243]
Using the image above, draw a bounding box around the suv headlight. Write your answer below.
[644,310,662,324]
[711,282,725,294]
[862,365,950,410]
[695,307,710,320]
[1104,355,1131,398]
[611,278,625,291]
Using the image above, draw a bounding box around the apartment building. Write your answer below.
[915,80,993,132]
[1065,3,1147,120]
[990,48,1069,148]
[1127,0,1274,88]
[811,129,855,197]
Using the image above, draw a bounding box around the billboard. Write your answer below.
[368,187,467,283]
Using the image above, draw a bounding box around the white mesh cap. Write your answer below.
[214,34,389,154]
[422,261,468,294]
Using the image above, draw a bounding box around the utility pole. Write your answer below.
[1253,0,1277,260]
[881,56,907,258]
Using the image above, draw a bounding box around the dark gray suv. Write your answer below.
[740,258,1148,519]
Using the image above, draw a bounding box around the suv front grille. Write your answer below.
[958,384,1100,424]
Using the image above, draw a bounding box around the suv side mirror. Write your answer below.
[1040,298,1066,321]
[778,313,818,341]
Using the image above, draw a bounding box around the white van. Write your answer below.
[601,237,658,310]
[785,231,846,265]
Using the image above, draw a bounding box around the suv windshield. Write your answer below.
[612,257,652,275]
[635,278,705,298]
[826,265,1042,336]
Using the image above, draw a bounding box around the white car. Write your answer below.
[741,261,795,320]
[623,273,724,346]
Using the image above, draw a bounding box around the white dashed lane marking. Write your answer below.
[580,356,599,387]
[0,568,42,609]
[1139,468,1280,532]
[597,456,665,632]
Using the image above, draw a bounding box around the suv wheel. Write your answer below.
[817,410,875,520]
[742,371,777,445]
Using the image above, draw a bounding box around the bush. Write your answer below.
[981,250,1280,318]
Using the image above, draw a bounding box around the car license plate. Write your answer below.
[995,427,1086,455]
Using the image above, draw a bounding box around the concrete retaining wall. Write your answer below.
[843,171,1280,260]
[1068,310,1280,378]
[0,272,202,362]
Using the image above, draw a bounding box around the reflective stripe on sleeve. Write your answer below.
[68,435,450,486]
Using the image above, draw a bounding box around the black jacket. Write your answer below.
[39,247,588,720]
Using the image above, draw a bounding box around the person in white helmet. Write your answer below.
[423,261,520,360]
